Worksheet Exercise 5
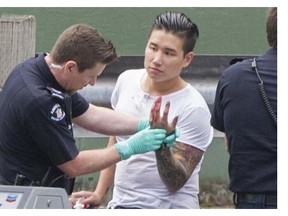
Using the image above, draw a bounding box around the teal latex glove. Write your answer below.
[136,118,150,132]
[163,127,180,147]
[115,128,167,160]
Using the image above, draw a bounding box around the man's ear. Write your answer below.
[183,52,194,68]
[65,60,77,73]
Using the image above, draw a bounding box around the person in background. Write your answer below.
[71,11,213,209]
[211,7,277,209]
[0,23,178,195]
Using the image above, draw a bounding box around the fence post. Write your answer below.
[0,15,36,90]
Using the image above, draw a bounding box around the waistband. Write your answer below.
[234,192,277,206]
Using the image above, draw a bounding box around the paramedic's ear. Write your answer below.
[65,61,77,73]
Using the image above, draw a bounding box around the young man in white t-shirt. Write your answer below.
[71,11,213,209]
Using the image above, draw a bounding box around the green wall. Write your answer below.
[0,7,268,55]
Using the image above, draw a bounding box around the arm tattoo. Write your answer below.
[155,142,204,193]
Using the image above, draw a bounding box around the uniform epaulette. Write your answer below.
[46,86,64,100]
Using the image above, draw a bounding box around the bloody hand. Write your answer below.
[150,96,178,135]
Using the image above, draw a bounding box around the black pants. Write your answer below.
[233,192,277,209]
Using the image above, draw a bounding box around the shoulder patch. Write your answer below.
[50,103,66,121]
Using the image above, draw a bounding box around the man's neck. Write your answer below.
[141,74,186,96]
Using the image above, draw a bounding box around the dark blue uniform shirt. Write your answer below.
[211,48,277,193]
[0,53,89,192]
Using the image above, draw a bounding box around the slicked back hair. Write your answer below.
[148,11,199,56]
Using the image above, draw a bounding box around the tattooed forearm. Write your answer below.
[155,143,204,193]
[148,97,200,192]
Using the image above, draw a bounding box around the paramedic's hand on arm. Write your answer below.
[115,128,166,160]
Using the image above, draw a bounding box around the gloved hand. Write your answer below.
[136,118,150,132]
[115,128,167,160]
[163,127,180,147]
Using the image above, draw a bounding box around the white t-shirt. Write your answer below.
[108,69,213,209]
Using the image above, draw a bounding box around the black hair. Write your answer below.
[149,11,199,55]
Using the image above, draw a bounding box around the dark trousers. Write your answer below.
[233,192,277,209]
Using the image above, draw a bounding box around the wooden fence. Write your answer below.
[0,15,36,89]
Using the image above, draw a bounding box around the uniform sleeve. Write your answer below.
[211,77,225,132]
[71,92,89,118]
[25,97,79,166]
